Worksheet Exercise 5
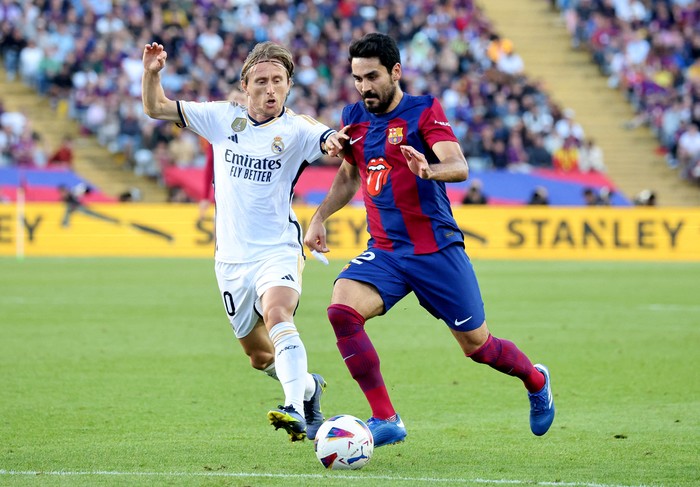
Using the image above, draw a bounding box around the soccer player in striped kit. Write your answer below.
[307,33,555,447]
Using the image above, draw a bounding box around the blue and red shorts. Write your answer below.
[337,243,485,331]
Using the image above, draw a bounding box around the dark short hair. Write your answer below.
[348,33,400,74]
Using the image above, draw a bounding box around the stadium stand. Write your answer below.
[480,0,700,206]
[1,0,697,205]
[0,70,168,202]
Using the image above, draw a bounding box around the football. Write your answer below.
[313,414,374,470]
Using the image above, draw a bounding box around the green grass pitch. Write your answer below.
[1,258,698,487]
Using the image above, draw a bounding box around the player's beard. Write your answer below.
[363,84,397,114]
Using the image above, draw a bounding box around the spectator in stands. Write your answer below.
[502,98,522,131]
[462,179,489,205]
[506,131,529,170]
[489,139,510,170]
[554,109,584,145]
[522,104,554,136]
[48,135,74,167]
[497,47,525,77]
[676,122,700,180]
[583,187,600,205]
[568,0,595,49]
[47,59,74,108]
[197,22,224,61]
[553,137,580,172]
[486,34,514,66]
[30,130,48,168]
[116,103,143,166]
[528,186,550,205]
[0,107,27,137]
[119,188,141,202]
[0,121,14,167]
[659,98,688,155]
[527,134,554,167]
[578,138,606,173]
[18,39,43,89]
[10,125,37,166]
[598,187,614,205]
[0,25,26,81]
[633,189,656,206]
[95,9,125,36]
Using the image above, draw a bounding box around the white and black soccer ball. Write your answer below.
[314,414,374,470]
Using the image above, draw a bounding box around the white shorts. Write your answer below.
[215,251,304,339]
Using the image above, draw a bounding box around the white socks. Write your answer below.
[268,322,308,414]
[263,362,317,401]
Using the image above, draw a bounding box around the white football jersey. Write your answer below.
[177,100,335,263]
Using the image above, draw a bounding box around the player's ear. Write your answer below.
[391,63,401,82]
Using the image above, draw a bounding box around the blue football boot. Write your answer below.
[528,364,555,436]
[366,414,407,447]
[304,373,327,440]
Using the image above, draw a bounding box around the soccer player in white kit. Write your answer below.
[142,41,336,441]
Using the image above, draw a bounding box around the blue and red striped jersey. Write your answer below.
[342,94,464,255]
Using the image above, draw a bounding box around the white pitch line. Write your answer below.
[0,469,658,487]
[644,304,700,312]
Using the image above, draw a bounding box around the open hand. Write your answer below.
[400,145,433,179]
[143,42,167,73]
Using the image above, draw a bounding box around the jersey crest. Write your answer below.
[366,157,392,197]
[387,127,403,145]
[231,117,247,132]
[271,136,285,154]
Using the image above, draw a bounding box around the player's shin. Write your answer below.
[328,304,395,419]
[467,333,545,392]
[269,322,308,414]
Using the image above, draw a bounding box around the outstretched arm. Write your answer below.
[400,140,468,182]
[141,42,179,121]
[303,160,361,253]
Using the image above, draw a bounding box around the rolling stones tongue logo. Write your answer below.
[366,157,392,196]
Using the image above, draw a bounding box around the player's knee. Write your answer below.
[328,304,365,339]
[263,305,294,327]
[249,350,274,371]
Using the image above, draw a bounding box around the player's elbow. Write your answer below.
[143,102,172,122]
[143,105,156,119]
[449,163,468,182]
[458,164,468,182]
[142,99,160,119]
[445,154,468,182]
[142,93,176,120]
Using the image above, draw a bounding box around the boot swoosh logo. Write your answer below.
[454,316,473,326]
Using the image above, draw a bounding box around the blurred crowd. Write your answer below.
[1,0,616,203]
[556,0,700,185]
